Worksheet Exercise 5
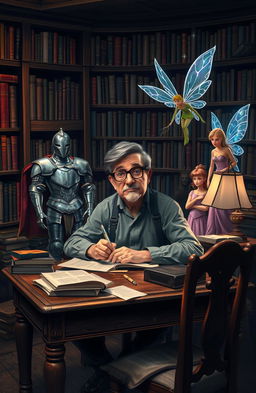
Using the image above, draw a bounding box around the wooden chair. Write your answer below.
[102,240,254,393]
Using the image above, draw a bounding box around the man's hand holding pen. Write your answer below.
[86,239,116,260]
[87,224,152,263]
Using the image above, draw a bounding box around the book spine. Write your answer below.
[9,85,17,128]
[0,83,9,128]
[10,135,18,170]
[6,137,12,170]
[0,74,18,83]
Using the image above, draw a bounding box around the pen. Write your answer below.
[123,274,137,286]
[100,224,110,242]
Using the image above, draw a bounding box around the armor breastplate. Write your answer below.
[46,167,83,213]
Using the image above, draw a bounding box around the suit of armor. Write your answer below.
[29,129,95,261]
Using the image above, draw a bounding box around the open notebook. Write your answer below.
[58,258,159,272]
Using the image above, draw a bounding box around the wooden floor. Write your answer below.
[0,318,255,393]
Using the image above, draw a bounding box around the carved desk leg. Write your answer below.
[44,343,66,393]
[15,309,33,393]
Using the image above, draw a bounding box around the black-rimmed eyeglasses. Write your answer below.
[110,166,147,182]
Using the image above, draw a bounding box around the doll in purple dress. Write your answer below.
[206,128,237,234]
[185,164,209,235]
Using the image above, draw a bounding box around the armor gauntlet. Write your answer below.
[81,182,96,216]
[29,176,47,229]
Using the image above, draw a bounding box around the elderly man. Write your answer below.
[64,141,203,264]
[64,141,203,392]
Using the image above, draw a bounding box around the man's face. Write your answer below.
[108,153,152,204]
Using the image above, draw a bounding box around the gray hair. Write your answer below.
[104,141,151,174]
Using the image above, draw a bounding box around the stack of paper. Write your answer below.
[197,234,243,244]
[33,269,112,297]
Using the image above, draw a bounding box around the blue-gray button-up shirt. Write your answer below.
[64,189,203,264]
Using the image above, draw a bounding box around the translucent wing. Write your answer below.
[154,58,178,97]
[190,100,207,109]
[183,46,216,102]
[191,110,199,121]
[211,112,223,130]
[138,85,175,107]
[226,104,250,144]
[185,81,212,103]
[175,110,181,124]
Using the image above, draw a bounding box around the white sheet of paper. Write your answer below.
[59,259,114,272]
[104,285,147,300]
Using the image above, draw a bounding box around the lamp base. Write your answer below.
[229,209,248,241]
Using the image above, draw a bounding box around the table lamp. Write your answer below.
[201,172,252,240]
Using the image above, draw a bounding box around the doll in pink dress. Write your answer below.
[205,128,237,234]
[185,164,208,235]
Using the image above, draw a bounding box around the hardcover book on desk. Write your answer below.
[144,265,206,289]
[144,265,187,289]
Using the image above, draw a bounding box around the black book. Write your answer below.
[11,257,54,274]
[144,265,205,289]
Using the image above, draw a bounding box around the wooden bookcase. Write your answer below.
[0,14,89,230]
[0,9,255,236]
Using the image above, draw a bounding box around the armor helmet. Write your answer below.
[52,128,70,158]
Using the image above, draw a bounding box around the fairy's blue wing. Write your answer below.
[226,104,250,144]
[211,112,223,130]
[138,85,175,107]
[154,58,178,97]
[191,110,199,121]
[175,110,181,124]
[190,100,207,109]
[183,46,216,102]
[138,58,178,108]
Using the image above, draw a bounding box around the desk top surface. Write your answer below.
[2,267,209,314]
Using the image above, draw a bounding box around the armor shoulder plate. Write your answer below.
[32,157,56,176]
[73,157,93,176]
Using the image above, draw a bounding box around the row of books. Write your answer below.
[90,108,256,140]
[0,135,18,170]
[91,139,192,170]
[31,29,78,65]
[91,74,159,105]
[90,69,256,105]
[30,137,80,161]
[0,22,21,60]
[0,181,20,223]
[90,110,180,137]
[30,75,81,121]
[90,22,255,66]
[0,79,18,128]
[205,68,256,102]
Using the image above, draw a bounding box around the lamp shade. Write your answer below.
[201,173,252,209]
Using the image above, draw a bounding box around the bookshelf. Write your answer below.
[0,15,88,230]
[88,16,256,237]
[0,7,255,236]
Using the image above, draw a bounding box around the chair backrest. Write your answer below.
[174,240,254,393]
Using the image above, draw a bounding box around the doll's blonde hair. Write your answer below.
[173,94,183,102]
[208,128,228,147]
[189,164,207,189]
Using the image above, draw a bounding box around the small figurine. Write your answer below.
[205,128,236,235]
[138,46,216,145]
[29,128,96,261]
[185,164,208,235]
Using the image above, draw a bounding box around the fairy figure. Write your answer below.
[205,104,250,235]
[185,164,208,235]
[138,46,216,145]
[209,104,250,174]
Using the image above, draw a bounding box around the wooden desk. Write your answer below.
[2,268,211,393]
